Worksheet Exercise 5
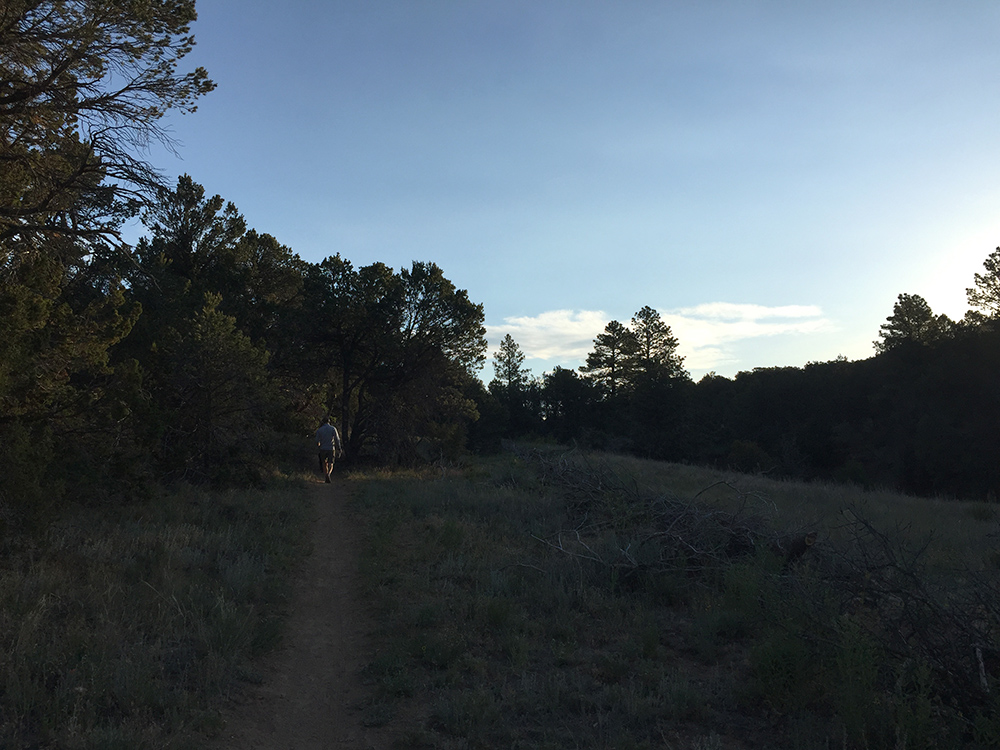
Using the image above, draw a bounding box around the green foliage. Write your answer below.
[300,255,486,461]
[487,334,543,439]
[0,5,222,510]
[0,0,214,246]
[119,175,311,483]
[154,294,278,484]
[630,305,685,381]
[541,365,596,441]
[0,248,143,516]
[492,333,530,391]
[580,319,639,399]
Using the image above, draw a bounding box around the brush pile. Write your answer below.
[515,445,815,579]
[511,445,1000,721]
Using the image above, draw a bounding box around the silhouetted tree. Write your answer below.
[1,2,215,510]
[541,366,596,442]
[492,334,529,392]
[629,306,685,381]
[301,257,486,460]
[580,320,638,400]
[0,1,214,247]
[967,247,1000,318]
[156,294,277,484]
[489,334,539,437]
[124,176,308,481]
[874,293,952,353]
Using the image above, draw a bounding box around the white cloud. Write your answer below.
[663,303,833,371]
[673,303,825,322]
[487,309,608,362]
[486,303,834,374]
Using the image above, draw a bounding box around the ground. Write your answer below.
[212,477,388,750]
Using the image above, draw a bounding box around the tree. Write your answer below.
[580,320,638,399]
[397,261,486,376]
[492,334,529,393]
[130,175,304,351]
[489,334,539,437]
[155,294,277,484]
[0,244,141,514]
[0,2,215,505]
[541,366,595,441]
[299,255,402,451]
[122,177,310,480]
[874,293,953,353]
[133,174,247,287]
[300,257,486,459]
[0,0,214,247]
[966,247,1000,319]
[629,305,686,381]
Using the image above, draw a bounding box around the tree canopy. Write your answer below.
[874,293,953,353]
[967,246,1000,318]
[0,0,214,248]
[300,255,486,459]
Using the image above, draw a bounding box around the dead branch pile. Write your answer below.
[513,446,815,580]
[511,445,1000,712]
[824,509,1000,709]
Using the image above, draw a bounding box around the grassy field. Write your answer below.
[0,478,312,749]
[7,448,1000,748]
[350,447,1000,749]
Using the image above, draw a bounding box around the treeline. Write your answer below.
[2,170,487,514]
[477,262,1000,502]
[0,3,486,526]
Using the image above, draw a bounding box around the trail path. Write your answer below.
[213,478,387,750]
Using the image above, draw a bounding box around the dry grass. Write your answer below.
[350,448,1000,749]
[0,478,311,749]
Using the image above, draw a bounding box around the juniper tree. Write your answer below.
[301,257,486,458]
[0,0,214,248]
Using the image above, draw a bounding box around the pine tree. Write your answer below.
[492,334,529,393]
[967,247,1000,319]
[0,1,214,247]
[580,320,638,399]
[874,293,952,353]
[629,306,686,381]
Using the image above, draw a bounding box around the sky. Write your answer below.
[141,1,1000,380]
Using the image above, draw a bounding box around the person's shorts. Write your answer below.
[318,449,335,464]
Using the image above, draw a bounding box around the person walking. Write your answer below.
[315,416,343,483]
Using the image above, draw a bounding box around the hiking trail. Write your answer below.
[212,478,387,749]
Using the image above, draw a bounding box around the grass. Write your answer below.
[349,448,1000,749]
[0,476,311,749]
[14,447,996,747]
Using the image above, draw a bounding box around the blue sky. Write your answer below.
[144,1,1000,379]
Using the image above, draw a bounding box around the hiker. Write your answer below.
[315,416,343,483]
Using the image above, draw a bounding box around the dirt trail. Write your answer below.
[213,478,386,750]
